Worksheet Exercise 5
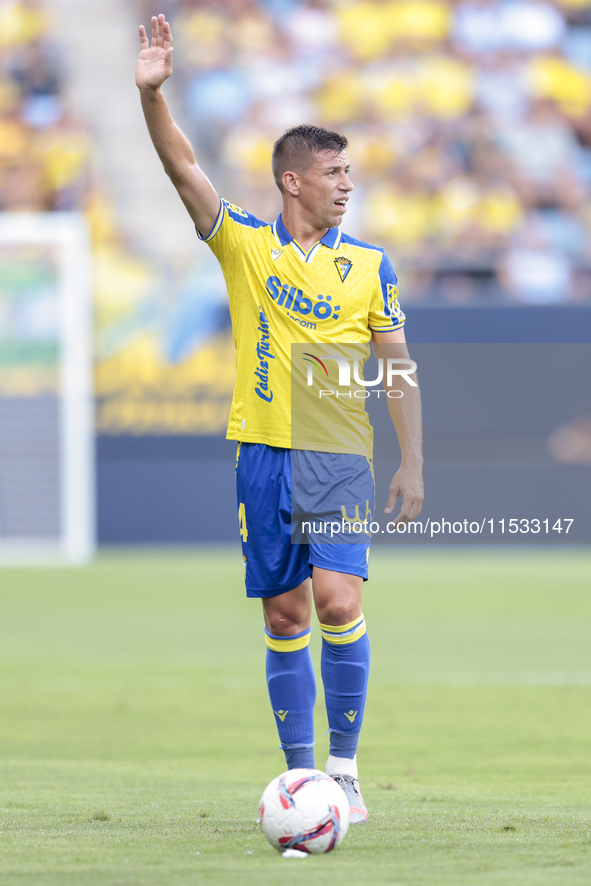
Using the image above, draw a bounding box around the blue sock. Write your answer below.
[319,615,370,759]
[265,626,316,770]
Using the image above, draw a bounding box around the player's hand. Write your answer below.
[136,14,173,91]
[384,465,424,525]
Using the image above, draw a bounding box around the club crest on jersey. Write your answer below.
[334,256,352,283]
[271,248,283,261]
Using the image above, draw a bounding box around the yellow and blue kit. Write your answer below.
[235,442,374,596]
[199,197,387,773]
[199,197,404,597]
[199,199,405,454]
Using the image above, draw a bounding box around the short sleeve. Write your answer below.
[197,197,268,264]
[368,251,405,332]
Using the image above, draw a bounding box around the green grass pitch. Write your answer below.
[1,547,590,885]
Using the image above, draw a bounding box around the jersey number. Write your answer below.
[238,502,248,542]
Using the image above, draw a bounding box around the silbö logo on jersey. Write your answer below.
[265,276,340,328]
[254,308,274,402]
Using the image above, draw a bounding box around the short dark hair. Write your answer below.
[271,124,348,192]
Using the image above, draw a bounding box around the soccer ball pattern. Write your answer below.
[259,768,350,854]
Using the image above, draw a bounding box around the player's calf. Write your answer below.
[265,626,317,770]
[319,614,370,823]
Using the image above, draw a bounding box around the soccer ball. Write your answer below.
[258,768,350,854]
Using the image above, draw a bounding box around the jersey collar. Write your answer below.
[273,214,342,251]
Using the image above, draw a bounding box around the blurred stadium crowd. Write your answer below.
[0,0,93,212]
[2,0,591,304]
[144,0,591,303]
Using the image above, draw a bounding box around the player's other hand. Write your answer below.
[136,14,173,91]
[384,465,424,525]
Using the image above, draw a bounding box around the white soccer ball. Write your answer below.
[258,768,350,854]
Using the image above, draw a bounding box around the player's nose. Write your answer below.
[341,173,353,192]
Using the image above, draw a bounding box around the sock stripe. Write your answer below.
[319,615,366,645]
[321,623,366,645]
[265,626,311,653]
[318,614,363,634]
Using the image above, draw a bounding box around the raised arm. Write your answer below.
[136,14,220,236]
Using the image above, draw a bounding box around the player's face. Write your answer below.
[297,150,353,228]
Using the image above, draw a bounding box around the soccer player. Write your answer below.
[136,14,423,824]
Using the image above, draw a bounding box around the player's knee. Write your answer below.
[317,598,360,628]
[265,610,309,636]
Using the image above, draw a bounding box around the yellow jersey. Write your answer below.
[199,198,405,455]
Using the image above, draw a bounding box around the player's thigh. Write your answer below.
[312,566,363,627]
[291,450,375,549]
[291,448,371,624]
[236,443,312,598]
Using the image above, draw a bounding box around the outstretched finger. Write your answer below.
[157,13,167,47]
[161,16,173,49]
[138,24,149,50]
[151,15,158,47]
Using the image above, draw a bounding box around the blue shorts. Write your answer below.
[235,443,374,598]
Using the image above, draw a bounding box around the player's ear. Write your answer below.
[282,170,300,197]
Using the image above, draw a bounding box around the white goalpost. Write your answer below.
[0,213,95,564]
